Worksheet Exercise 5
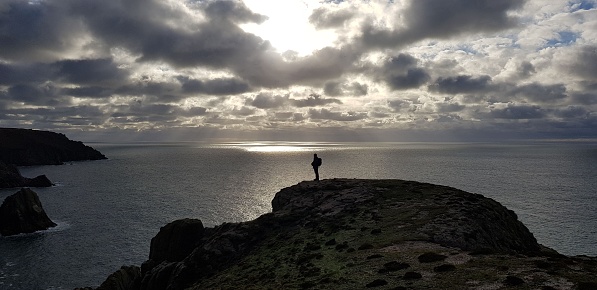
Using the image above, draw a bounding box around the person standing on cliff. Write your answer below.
[311,154,322,181]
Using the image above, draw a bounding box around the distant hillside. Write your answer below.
[0,128,106,166]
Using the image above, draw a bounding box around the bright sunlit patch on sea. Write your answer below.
[218,141,339,153]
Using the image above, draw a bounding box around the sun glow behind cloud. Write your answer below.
[241,0,337,56]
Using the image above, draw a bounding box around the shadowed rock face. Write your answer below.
[0,161,53,188]
[83,179,597,290]
[148,219,205,264]
[0,128,106,166]
[0,188,57,236]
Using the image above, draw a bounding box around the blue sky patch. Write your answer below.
[569,0,595,11]
[546,31,578,47]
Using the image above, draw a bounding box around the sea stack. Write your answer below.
[0,188,57,236]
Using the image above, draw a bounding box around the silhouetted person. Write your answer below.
[311,154,322,181]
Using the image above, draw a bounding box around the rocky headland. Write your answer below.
[0,127,106,188]
[0,128,106,166]
[0,160,53,188]
[82,179,597,290]
[0,188,57,236]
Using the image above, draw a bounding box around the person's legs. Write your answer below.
[314,166,319,180]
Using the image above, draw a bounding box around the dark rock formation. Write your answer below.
[0,161,54,188]
[82,179,597,290]
[75,266,141,290]
[148,219,205,264]
[0,128,106,166]
[0,188,57,236]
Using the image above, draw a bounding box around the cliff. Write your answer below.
[0,188,57,236]
[0,127,106,188]
[83,179,597,290]
[0,160,53,188]
[0,128,106,166]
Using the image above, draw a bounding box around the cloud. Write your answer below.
[54,58,129,85]
[570,45,597,81]
[1,0,596,141]
[247,93,289,109]
[374,54,431,90]
[486,104,546,119]
[430,75,493,94]
[309,6,356,29]
[309,108,367,121]
[5,84,62,105]
[361,0,525,49]
[179,77,251,95]
[0,0,87,62]
[291,94,342,107]
[323,81,368,96]
[510,83,568,103]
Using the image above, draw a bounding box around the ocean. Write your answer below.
[0,141,596,289]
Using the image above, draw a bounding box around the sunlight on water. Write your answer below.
[244,145,307,152]
[217,141,335,153]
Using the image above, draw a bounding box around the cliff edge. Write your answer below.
[0,128,106,166]
[83,179,597,290]
[0,128,106,188]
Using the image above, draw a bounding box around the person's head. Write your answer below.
[314,154,318,157]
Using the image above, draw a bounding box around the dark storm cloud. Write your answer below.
[291,94,342,107]
[54,58,128,85]
[387,68,431,90]
[111,81,187,102]
[430,75,493,94]
[109,102,208,122]
[5,83,63,105]
[554,106,588,119]
[62,86,114,98]
[518,61,536,79]
[203,0,268,23]
[3,105,106,126]
[377,54,431,90]
[0,63,54,85]
[486,104,546,119]
[361,0,525,48]
[309,7,356,29]
[178,77,251,95]
[511,83,568,103]
[570,45,597,81]
[67,0,268,68]
[0,0,85,61]
[570,92,597,105]
[0,58,126,86]
[247,93,289,109]
[323,81,368,96]
[308,108,367,121]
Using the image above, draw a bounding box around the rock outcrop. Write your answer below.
[0,127,107,188]
[0,128,106,166]
[84,179,597,290]
[0,188,57,236]
[0,160,53,188]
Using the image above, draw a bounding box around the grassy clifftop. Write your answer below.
[88,179,597,290]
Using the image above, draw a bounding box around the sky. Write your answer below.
[1,0,596,142]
